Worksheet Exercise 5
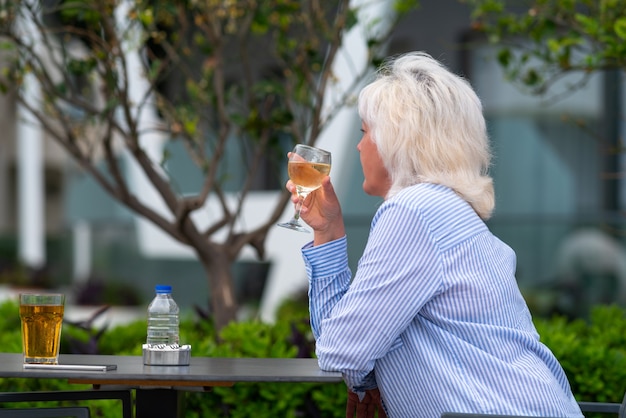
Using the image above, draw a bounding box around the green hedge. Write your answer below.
[534,305,626,403]
[1,299,626,417]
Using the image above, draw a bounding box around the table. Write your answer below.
[0,353,343,417]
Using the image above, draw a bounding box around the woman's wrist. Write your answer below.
[313,222,346,246]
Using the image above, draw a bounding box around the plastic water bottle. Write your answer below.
[146,285,180,346]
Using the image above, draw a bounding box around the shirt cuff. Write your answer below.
[302,235,348,279]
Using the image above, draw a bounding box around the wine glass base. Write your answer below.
[276,220,310,233]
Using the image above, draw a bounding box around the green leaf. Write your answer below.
[522,68,542,86]
[496,48,512,68]
[614,17,626,40]
[393,0,420,15]
[547,38,561,53]
[575,13,600,35]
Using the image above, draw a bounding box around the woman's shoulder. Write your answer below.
[378,183,487,241]
[388,183,465,212]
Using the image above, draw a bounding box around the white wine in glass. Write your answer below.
[277,144,331,232]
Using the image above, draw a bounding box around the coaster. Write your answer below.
[142,344,191,366]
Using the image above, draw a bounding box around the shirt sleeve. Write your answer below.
[302,235,352,340]
[302,200,443,391]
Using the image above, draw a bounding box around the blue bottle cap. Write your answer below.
[155,285,172,293]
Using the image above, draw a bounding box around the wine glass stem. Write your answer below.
[293,196,304,220]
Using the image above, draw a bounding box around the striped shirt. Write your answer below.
[302,183,583,418]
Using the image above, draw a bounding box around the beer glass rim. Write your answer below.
[19,293,65,305]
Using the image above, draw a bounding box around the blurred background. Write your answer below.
[0,0,623,324]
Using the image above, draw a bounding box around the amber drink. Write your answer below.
[277,143,332,233]
[19,293,65,364]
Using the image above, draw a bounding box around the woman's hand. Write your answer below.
[286,176,345,245]
[346,389,387,418]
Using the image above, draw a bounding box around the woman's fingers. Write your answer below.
[285,180,300,204]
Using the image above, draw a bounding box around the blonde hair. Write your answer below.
[358,52,495,220]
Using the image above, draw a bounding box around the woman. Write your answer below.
[287,52,582,418]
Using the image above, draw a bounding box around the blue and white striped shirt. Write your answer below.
[302,183,583,418]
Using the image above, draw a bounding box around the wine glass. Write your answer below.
[277,144,332,232]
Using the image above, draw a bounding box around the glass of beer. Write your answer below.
[277,144,332,233]
[19,293,65,364]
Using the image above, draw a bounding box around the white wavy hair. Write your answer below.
[358,51,495,220]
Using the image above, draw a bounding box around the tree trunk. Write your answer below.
[195,245,239,332]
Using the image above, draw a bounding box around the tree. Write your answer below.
[464,0,626,210]
[463,0,626,95]
[463,1,626,313]
[0,0,418,331]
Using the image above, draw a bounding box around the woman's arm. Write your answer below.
[306,199,443,390]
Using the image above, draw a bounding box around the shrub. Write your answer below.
[1,299,626,416]
[535,305,626,403]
